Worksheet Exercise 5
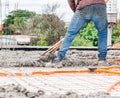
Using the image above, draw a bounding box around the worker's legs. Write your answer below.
[52,6,97,63]
[92,4,108,60]
[56,11,87,60]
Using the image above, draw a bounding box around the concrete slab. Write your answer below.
[0,67,120,97]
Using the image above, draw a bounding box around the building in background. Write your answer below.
[106,0,117,46]
[107,0,117,23]
[5,0,9,17]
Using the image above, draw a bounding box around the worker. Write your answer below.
[53,0,109,65]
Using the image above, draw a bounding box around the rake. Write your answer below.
[42,38,63,55]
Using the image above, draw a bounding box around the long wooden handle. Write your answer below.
[42,38,63,55]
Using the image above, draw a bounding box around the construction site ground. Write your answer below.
[0,49,120,98]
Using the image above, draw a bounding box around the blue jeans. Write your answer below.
[58,4,108,60]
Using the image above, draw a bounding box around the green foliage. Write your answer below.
[80,22,98,46]
[2,4,66,46]
[30,4,66,46]
[72,21,120,46]
[30,35,48,46]
[30,14,66,46]
[72,22,98,46]
[72,34,93,46]
[112,25,120,43]
[2,10,36,34]
[39,14,66,45]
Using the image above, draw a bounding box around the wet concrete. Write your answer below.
[0,49,120,68]
[0,49,120,98]
[0,83,119,98]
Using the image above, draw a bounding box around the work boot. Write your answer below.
[52,55,63,63]
[98,60,107,66]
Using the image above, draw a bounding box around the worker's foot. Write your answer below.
[98,60,107,66]
[52,55,63,63]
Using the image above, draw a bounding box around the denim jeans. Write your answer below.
[58,4,108,60]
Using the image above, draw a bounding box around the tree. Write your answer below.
[39,14,65,45]
[30,4,66,46]
[2,4,66,46]
[2,9,36,35]
[41,4,66,45]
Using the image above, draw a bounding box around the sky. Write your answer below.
[1,0,120,23]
